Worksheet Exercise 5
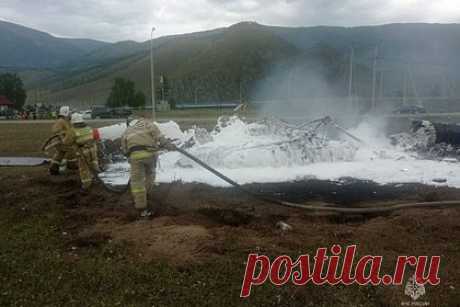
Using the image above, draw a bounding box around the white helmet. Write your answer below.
[59,106,70,117]
[71,113,84,124]
[126,115,141,127]
[128,119,140,127]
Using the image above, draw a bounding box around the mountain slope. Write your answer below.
[3,21,458,106]
[0,20,108,68]
[38,22,301,106]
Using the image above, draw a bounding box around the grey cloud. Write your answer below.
[0,0,459,42]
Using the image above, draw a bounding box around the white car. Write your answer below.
[82,110,92,120]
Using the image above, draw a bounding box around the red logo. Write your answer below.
[241,245,441,298]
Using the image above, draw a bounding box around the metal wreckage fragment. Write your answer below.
[390,120,460,161]
[175,116,361,169]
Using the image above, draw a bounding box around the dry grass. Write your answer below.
[0,122,52,156]
[0,121,121,156]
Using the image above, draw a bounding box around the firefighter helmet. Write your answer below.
[59,106,70,117]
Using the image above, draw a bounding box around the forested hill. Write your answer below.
[1,20,459,105]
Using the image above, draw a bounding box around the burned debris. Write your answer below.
[391,120,460,161]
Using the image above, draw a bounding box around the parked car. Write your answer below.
[82,110,92,120]
[0,109,16,119]
[392,105,426,114]
[91,106,112,119]
[112,107,132,118]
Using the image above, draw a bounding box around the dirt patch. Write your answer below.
[84,216,214,265]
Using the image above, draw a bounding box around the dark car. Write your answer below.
[112,107,132,118]
[392,105,426,115]
[0,109,16,119]
[91,106,113,119]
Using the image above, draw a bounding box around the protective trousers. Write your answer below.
[50,143,77,171]
[77,144,99,189]
[129,151,157,210]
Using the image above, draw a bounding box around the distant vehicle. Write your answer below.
[91,106,112,119]
[91,106,132,119]
[0,109,16,120]
[112,107,132,118]
[392,105,426,115]
[82,110,92,120]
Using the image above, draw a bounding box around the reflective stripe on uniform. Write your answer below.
[74,127,94,146]
[130,150,154,160]
[130,181,146,193]
[131,186,146,193]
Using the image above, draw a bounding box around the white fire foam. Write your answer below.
[99,117,460,188]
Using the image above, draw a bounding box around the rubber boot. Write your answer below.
[49,163,60,176]
[138,209,152,220]
[67,160,79,170]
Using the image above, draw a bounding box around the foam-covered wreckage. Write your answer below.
[173,116,359,169]
[92,116,359,169]
[390,120,460,160]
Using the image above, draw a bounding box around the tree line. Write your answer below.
[0,73,27,109]
[106,78,146,108]
[106,76,172,108]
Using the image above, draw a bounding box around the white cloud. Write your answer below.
[0,0,459,42]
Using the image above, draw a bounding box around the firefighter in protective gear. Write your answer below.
[121,117,175,218]
[64,113,99,190]
[49,106,77,175]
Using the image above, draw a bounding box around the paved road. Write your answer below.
[0,117,219,124]
[2,113,460,125]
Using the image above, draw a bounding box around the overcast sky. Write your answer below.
[1,0,459,42]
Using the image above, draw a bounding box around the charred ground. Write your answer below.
[1,163,460,306]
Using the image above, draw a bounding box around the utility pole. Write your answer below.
[287,67,296,101]
[150,26,156,120]
[371,46,378,110]
[287,70,291,100]
[348,46,354,112]
[239,79,242,104]
[444,74,450,98]
[408,65,421,106]
[379,71,384,99]
[160,75,165,101]
[403,68,407,106]
[348,46,354,99]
